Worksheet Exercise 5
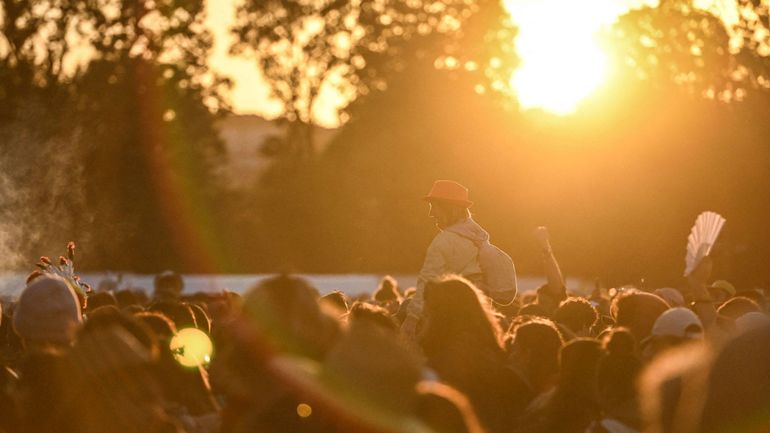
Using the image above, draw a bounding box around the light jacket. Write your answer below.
[407,218,488,319]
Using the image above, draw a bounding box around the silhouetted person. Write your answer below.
[553,297,599,338]
[13,277,83,351]
[154,271,184,301]
[591,328,642,433]
[420,276,532,433]
[85,291,118,312]
[506,318,564,395]
[611,291,669,343]
[68,325,183,433]
[10,277,84,433]
[403,180,502,339]
[640,307,703,362]
[692,323,770,433]
[520,338,605,433]
[716,296,760,320]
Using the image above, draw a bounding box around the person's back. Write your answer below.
[420,218,487,292]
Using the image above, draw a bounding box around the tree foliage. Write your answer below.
[608,0,770,101]
[231,0,517,157]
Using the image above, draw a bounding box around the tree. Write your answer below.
[0,0,79,111]
[231,0,517,158]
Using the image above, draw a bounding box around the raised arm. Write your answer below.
[534,226,567,314]
[686,256,718,330]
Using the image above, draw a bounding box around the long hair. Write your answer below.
[520,338,605,433]
[420,276,535,433]
[420,276,503,357]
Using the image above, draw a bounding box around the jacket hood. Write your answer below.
[446,218,489,243]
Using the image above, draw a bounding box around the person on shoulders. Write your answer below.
[401,180,490,338]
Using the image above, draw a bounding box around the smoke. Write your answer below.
[0,173,24,271]
[0,98,89,272]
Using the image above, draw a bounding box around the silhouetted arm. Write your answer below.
[687,256,718,330]
[534,227,566,314]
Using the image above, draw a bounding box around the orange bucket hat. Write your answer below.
[423,180,473,208]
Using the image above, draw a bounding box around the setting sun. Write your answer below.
[505,0,652,115]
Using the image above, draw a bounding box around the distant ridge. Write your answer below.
[216,114,338,187]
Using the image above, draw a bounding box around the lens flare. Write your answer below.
[170,328,213,368]
[297,403,313,418]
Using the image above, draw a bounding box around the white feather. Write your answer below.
[684,211,726,276]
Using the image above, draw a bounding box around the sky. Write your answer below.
[205,0,740,127]
[205,0,284,121]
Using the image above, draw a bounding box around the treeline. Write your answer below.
[2,0,770,288]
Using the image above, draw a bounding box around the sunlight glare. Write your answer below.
[505,0,654,115]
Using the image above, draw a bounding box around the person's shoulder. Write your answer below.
[429,230,456,246]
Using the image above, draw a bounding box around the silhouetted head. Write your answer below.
[13,276,83,348]
[611,291,669,342]
[507,318,563,393]
[81,307,159,360]
[349,301,397,333]
[319,290,349,318]
[518,302,550,318]
[558,338,605,392]
[717,296,760,320]
[654,288,685,308]
[554,297,599,336]
[153,270,184,300]
[115,289,148,309]
[240,274,339,360]
[147,300,196,331]
[86,291,118,312]
[641,308,703,362]
[529,338,605,433]
[423,180,472,229]
[421,276,503,357]
[135,311,177,342]
[428,200,471,230]
[708,280,736,304]
[374,275,402,302]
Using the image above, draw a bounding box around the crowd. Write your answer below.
[0,183,768,433]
